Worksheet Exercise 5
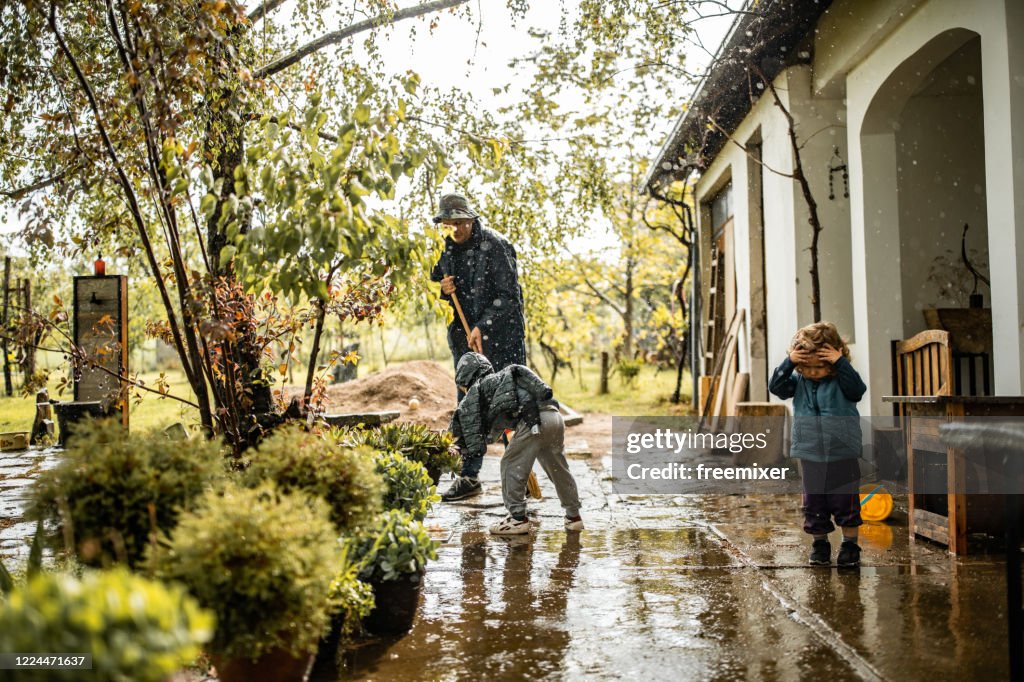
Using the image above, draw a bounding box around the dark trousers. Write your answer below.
[800,458,862,535]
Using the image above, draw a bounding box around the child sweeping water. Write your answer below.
[446,352,584,535]
[769,322,867,567]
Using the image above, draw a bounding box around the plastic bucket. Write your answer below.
[859,483,893,522]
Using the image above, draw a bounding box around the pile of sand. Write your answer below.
[320,360,457,429]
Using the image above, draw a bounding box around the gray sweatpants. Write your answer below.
[501,406,581,519]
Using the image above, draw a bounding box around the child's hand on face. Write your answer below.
[817,344,842,364]
[789,348,814,365]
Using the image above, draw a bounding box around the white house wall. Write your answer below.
[695,66,852,407]
[846,0,1024,414]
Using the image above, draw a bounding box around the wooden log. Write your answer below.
[733,402,787,466]
[322,411,401,428]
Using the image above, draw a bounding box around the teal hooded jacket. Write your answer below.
[768,356,867,462]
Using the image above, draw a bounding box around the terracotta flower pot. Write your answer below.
[212,647,314,682]
[363,572,424,636]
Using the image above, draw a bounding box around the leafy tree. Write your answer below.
[0,0,492,452]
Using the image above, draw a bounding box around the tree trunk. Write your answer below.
[1,258,10,397]
[304,297,327,407]
[623,257,635,359]
[22,279,35,385]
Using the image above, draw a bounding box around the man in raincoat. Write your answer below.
[430,193,527,386]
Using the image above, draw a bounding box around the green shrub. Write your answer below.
[337,423,459,479]
[28,419,225,568]
[241,425,383,533]
[151,482,340,660]
[617,359,642,387]
[0,568,213,682]
[355,510,438,583]
[375,451,439,521]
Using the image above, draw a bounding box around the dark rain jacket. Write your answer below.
[429,222,527,371]
[768,356,867,462]
[449,353,555,458]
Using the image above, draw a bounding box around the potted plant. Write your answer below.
[374,450,440,521]
[28,418,225,568]
[241,425,383,533]
[309,542,377,680]
[0,568,213,682]
[354,510,438,635]
[151,482,342,682]
[337,423,459,485]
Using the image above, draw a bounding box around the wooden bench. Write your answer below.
[887,328,999,553]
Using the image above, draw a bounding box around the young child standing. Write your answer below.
[446,352,584,535]
[769,322,867,567]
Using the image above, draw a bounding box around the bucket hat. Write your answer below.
[433,193,479,223]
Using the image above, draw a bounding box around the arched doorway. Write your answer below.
[860,29,990,399]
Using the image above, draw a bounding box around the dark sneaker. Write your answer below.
[809,539,831,565]
[442,476,482,502]
[837,541,861,567]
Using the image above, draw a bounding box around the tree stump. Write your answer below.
[733,402,787,466]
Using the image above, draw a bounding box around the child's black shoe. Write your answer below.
[837,541,861,567]
[442,476,482,501]
[809,539,831,565]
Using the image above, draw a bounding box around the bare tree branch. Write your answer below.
[0,168,76,200]
[247,0,288,24]
[254,0,471,79]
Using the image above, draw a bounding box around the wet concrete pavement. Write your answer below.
[0,446,59,564]
[331,445,1014,681]
[2,441,1013,680]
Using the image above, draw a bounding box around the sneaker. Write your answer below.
[809,539,831,565]
[837,541,861,567]
[564,516,585,531]
[490,515,531,535]
[441,476,482,502]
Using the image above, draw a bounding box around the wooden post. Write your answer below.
[599,351,610,395]
[1,257,10,396]
[31,389,54,445]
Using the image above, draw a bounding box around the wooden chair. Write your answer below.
[890,330,955,418]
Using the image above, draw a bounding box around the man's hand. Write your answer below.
[789,348,814,365]
[817,344,842,364]
[441,275,456,296]
[469,326,483,353]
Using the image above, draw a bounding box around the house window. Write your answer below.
[710,182,733,240]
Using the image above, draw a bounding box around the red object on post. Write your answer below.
[94,255,106,276]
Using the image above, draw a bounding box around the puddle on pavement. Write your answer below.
[318,528,861,681]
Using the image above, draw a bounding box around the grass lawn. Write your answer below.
[548,362,694,416]
[0,356,693,435]
[0,370,199,435]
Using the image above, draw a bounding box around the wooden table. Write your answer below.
[882,395,1024,554]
